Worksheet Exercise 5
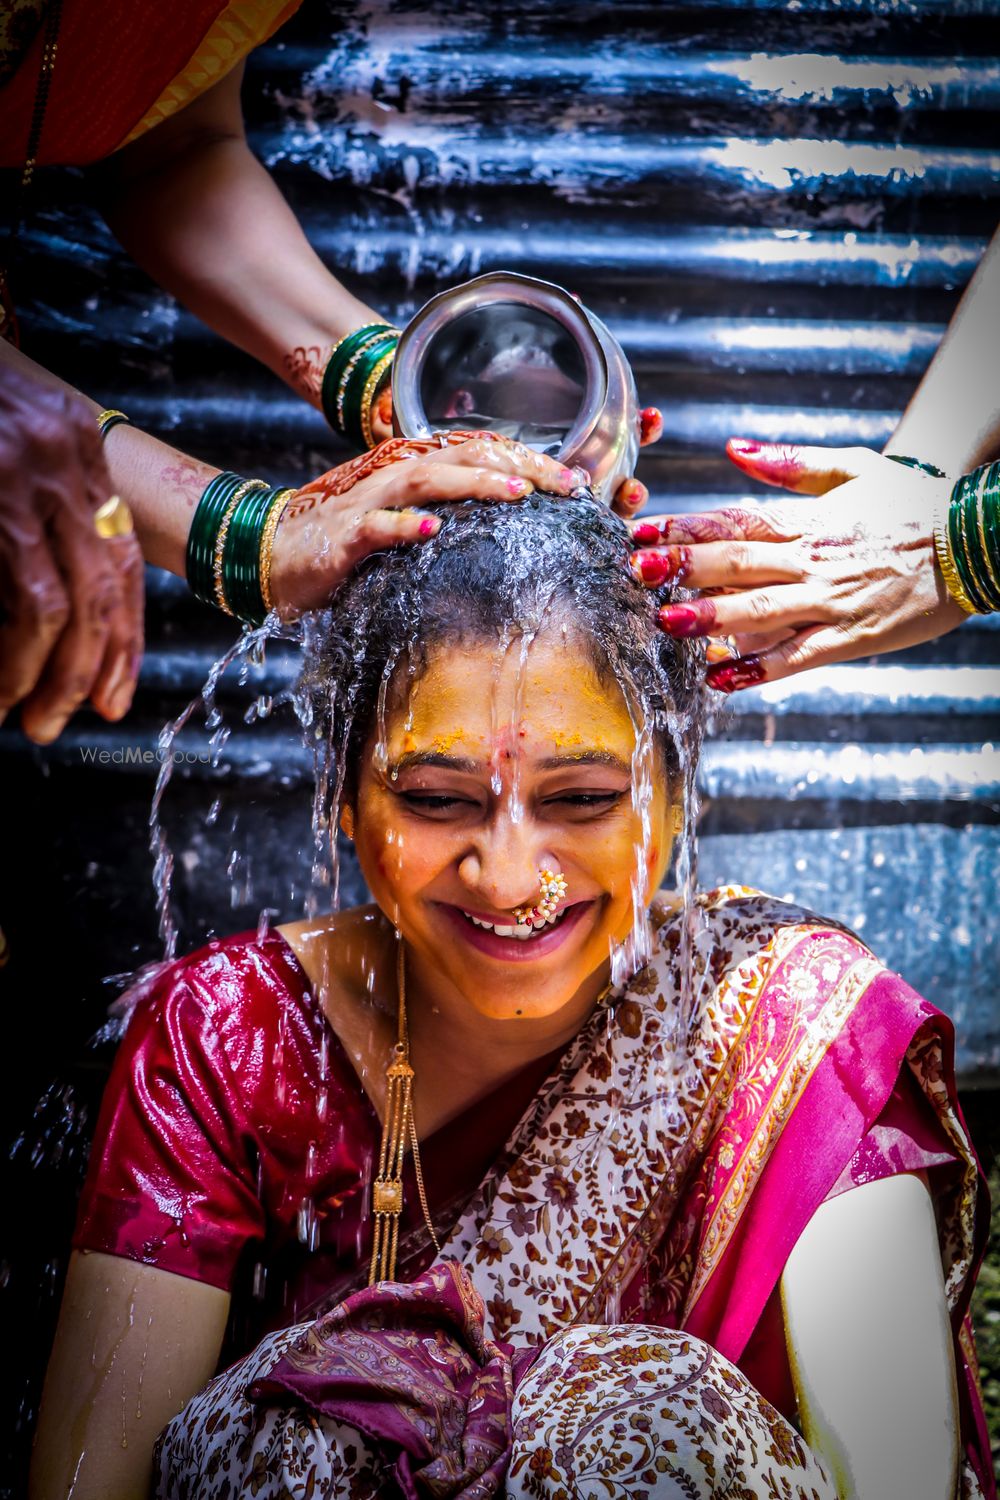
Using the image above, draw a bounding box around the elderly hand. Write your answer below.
[0,368,145,742]
[627,441,967,692]
[267,432,590,615]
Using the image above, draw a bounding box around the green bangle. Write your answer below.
[222,482,278,624]
[948,473,994,613]
[962,476,1000,610]
[966,462,1000,610]
[885,454,948,479]
[186,471,245,607]
[321,323,396,436]
[980,463,1000,604]
[339,331,398,449]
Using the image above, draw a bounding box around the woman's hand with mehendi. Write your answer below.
[628,441,966,692]
[0,366,145,742]
[366,392,662,513]
[267,433,588,615]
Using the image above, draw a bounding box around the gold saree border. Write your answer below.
[115,0,301,152]
[683,932,882,1319]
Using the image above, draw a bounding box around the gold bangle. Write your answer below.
[96,408,129,438]
[212,478,268,616]
[933,498,979,615]
[258,488,295,613]
[360,350,396,450]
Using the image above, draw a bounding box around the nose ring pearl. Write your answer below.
[513,867,568,926]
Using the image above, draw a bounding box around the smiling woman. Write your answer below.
[30,491,994,1500]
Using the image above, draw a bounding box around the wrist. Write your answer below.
[320,324,399,450]
[938,462,1000,614]
[186,470,294,623]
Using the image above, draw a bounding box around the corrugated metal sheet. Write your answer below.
[3,0,1000,1092]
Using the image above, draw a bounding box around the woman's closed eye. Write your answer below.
[542,788,628,819]
[398,790,478,816]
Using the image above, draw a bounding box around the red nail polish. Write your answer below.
[706,655,766,693]
[507,477,531,496]
[634,548,689,586]
[559,467,575,489]
[419,516,438,536]
[728,439,762,456]
[657,604,703,637]
[630,522,661,545]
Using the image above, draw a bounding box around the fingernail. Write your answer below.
[102,652,128,704]
[632,548,689,586]
[109,678,137,719]
[640,407,663,443]
[419,516,440,537]
[571,466,590,487]
[33,716,65,744]
[657,604,704,637]
[630,521,662,545]
[728,439,763,456]
[507,477,532,496]
[706,655,766,693]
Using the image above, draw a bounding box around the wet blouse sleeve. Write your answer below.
[73,961,266,1291]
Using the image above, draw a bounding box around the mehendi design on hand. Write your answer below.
[160,460,208,507]
[284,344,330,401]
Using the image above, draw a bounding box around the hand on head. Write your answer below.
[0,366,145,742]
[267,433,590,616]
[627,440,963,691]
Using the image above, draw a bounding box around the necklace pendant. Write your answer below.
[372,1176,404,1215]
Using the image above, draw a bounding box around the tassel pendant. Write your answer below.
[368,1048,414,1284]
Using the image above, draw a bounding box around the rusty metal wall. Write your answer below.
[4,0,1000,1096]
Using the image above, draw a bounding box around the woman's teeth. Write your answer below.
[463,907,567,941]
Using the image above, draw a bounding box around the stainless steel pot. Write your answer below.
[391,271,639,502]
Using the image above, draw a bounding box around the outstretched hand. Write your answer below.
[628,441,967,691]
[267,433,589,616]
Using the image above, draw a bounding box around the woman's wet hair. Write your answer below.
[299,492,704,809]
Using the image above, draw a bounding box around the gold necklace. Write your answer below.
[368,939,441,1284]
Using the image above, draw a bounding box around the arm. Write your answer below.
[780,1171,959,1500]
[94,63,379,411]
[2,339,575,633]
[890,224,1000,472]
[626,223,1000,684]
[94,70,665,499]
[29,1250,230,1500]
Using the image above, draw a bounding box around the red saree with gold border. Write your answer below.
[0,0,301,169]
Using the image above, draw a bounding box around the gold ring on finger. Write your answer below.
[94,494,134,539]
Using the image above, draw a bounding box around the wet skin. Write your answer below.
[284,631,676,1131]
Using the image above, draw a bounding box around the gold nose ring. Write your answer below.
[513,867,567,926]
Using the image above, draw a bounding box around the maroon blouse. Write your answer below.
[73,930,558,1340]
